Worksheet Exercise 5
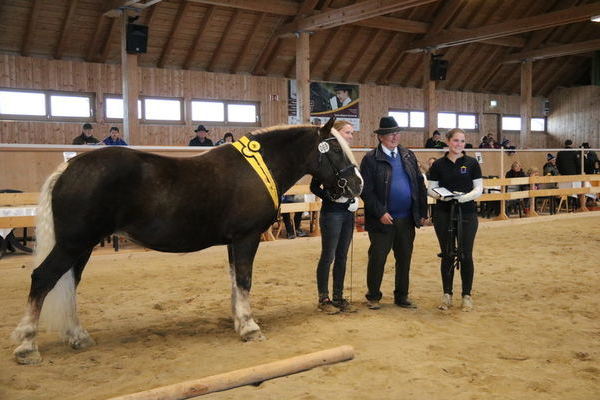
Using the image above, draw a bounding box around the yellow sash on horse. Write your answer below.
[232,136,279,210]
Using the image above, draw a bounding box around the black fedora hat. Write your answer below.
[374,116,402,135]
[194,124,209,133]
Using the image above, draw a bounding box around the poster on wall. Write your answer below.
[288,80,360,130]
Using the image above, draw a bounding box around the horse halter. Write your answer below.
[317,137,356,198]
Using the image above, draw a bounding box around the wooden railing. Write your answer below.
[0,192,39,229]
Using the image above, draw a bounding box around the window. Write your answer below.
[0,88,94,121]
[105,97,142,120]
[192,99,260,125]
[388,110,425,128]
[458,114,477,130]
[531,117,545,132]
[50,94,92,118]
[502,116,521,131]
[388,111,408,127]
[437,112,456,129]
[144,98,182,121]
[0,90,46,116]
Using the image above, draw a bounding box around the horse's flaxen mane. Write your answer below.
[249,124,357,166]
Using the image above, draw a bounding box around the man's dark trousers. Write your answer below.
[365,217,415,302]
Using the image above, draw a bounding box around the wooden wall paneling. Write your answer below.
[548,86,600,148]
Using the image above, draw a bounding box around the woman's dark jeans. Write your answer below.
[316,210,354,300]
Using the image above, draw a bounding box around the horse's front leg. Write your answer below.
[227,233,264,342]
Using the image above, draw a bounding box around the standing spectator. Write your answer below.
[102,127,127,146]
[556,140,580,175]
[215,132,234,146]
[311,120,358,314]
[72,123,99,145]
[581,143,598,174]
[189,125,213,147]
[360,116,428,310]
[425,131,445,148]
[543,154,559,177]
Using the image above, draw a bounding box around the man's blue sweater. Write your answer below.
[387,153,413,219]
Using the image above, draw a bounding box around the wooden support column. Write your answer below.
[423,52,436,143]
[520,60,532,148]
[295,32,310,124]
[495,147,509,220]
[121,11,140,144]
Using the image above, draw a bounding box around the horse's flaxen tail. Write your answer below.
[35,162,78,335]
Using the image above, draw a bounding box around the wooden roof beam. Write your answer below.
[426,0,463,36]
[359,32,398,83]
[183,6,216,70]
[54,0,79,59]
[348,16,428,33]
[280,0,438,34]
[86,15,107,61]
[323,26,360,82]
[104,0,142,17]
[231,13,266,73]
[408,2,600,52]
[185,0,298,16]
[22,0,43,57]
[158,1,189,68]
[342,29,381,82]
[99,18,118,63]
[503,38,600,64]
[207,9,242,72]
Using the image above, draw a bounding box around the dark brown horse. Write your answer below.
[11,119,363,364]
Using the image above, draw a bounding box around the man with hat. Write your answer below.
[329,84,352,110]
[360,116,428,310]
[72,123,100,145]
[189,125,213,147]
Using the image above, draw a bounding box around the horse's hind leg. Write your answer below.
[228,233,264,341]
[12,245,93,364]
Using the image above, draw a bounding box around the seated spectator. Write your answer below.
[543,153,559,177]
[189,125,213,147]
[478,136,490,148]
[541,156,559,214]
[72,123,100,145]
[506,161,526,178]
[102,127,127,146]
[425,130,445,148]
[488,137,500,149]
[215,132,234,146]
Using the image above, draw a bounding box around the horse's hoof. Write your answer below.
[69,335,96,350]
[14,348,42,365]
[241,329,266,342]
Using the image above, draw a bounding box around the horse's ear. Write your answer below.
[319,117,336,140]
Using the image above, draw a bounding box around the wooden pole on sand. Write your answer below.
[108,345,355,400]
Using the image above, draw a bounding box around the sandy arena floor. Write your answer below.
[0,213,599,400]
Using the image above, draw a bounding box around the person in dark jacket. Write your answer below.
[581,142,598,175]
[189,125,213,147]
[425,130,445,148]
[72,123,100,145]
[360,116,428,310]
[556,140,580,175]
[102,127,128,146]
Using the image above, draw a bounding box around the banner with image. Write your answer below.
[288,80,360,130]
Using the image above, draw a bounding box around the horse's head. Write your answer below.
[311,118,363,199]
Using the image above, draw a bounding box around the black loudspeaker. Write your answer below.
[430,59,449,81]
[126,24,148,54]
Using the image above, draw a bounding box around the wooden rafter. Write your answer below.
[462,46,504,92]
[186,0,298,16]
[158,1,190,68]
[342,29,381,82]
[310,27,343,75]
[231,13,266,73]
[323,26,359,82]
[351,16,428,33]
[282,0,322,77]
[359,31,397,83]
[143,1,159,26]
[251,15,286,75]
[86,15,107,61]
[22,0,43,56]
[426,0,463,36]
[104,0,142,17]
[409,2,600,52]
[100,18,118,63]
[55,0,79,59]
[207,9,242,72]
[503,39,600,64]
[375,37,408,85]
[280,0,438,34]
[262,38,284,75]
[183,6,216,70]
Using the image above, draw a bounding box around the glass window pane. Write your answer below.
[410,111,425,128]
[106,98,142,119]
[192,101,224,122]
[531,118,545,132]
[228,104,256,123]
[458,114,476,130]
[502,116,521,131]
[388,111,408,127]
[438,112,456,129]
[144,98,181,120]
[50,95,91,117]
[0,91,46,116]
